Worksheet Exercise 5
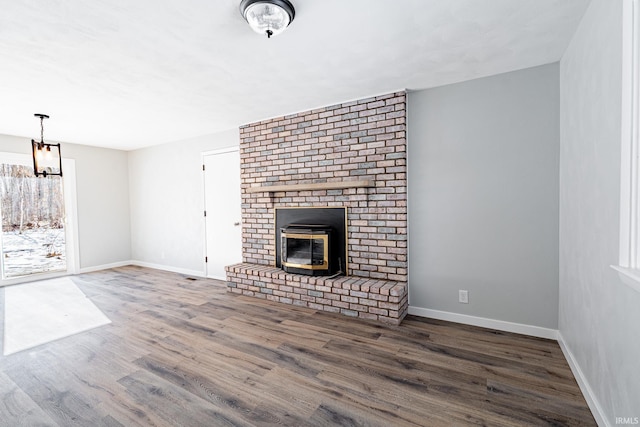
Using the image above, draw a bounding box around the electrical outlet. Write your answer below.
[459,290,469,304]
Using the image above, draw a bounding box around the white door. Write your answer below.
[203,148,242,280]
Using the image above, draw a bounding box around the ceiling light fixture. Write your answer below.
[239,0,295,38]
[31,114,63,177]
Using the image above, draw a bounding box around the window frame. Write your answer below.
[613,0,640,292]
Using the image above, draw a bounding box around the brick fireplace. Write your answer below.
[225,91,408,324]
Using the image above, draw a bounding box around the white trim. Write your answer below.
[201,152,209,276]
[557,332,610,427]
[78,260,208,278]
[78,261,132,274]
[408,306,558,340]
[62,158,80,275]
[611,265,640,293]
[129,260,205,278]
[202,146,239,157]
[616,0,640,296]
[0,271,69,288]
[619,0,640,269]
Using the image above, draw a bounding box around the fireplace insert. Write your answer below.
[275,207,346,276]
[280,224,333,276]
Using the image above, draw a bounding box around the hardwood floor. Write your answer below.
[0,266,595,426]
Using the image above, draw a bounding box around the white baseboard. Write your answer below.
[408,306,558,340]
[78,261,132,274]
[129,260,205,278]
[557,332,609,427]
[78,260,206,278]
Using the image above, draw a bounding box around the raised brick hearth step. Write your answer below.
[225,263,409,325]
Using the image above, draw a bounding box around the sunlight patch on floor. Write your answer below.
[3,277,110,355]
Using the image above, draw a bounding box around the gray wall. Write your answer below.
[0,134,131,270]
[560,0,640,422]
[408,63,560,330]
[128,128,239,275]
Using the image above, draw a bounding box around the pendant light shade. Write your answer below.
[31,114,63,177]
[240,0,295,38]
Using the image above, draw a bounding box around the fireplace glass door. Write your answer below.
[282,233,327,269]
[280,225,331,274]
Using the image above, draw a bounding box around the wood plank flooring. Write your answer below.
[0,266,596,426]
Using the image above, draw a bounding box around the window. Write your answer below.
[614,0,640,292]
[0,152,79,286]
[0,162,66,278]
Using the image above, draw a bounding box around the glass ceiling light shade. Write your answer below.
[240,0,295,38]
[31,113,63,177]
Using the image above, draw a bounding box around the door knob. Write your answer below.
[234,222,240,226]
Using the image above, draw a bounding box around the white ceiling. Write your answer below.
[0,0,590,150]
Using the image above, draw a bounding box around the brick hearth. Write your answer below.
[226,91,408,324]
[226,263,408,325]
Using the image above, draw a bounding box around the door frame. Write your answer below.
[0,152,79,287]
[201,146,241,279]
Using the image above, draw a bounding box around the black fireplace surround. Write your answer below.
[275,207,346,276]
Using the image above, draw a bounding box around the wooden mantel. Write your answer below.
[245,179,374,194]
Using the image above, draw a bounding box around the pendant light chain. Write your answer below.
[40,115,45,145]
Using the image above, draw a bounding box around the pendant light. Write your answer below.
[240,0,295,38]
[31,114,63,177]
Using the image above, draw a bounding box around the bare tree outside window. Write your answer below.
[0,164,66,278]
